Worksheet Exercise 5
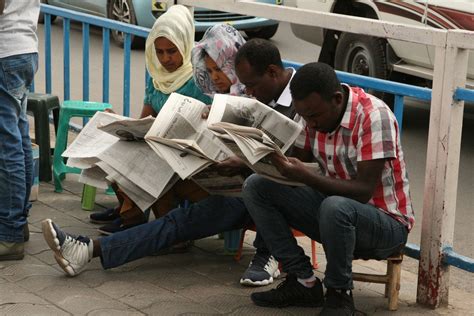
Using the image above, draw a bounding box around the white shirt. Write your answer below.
[0,0,40,58]
[268,68,296,109]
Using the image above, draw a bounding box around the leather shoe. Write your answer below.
[0,241,24,261]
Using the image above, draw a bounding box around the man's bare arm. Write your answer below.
[0,0,5,15]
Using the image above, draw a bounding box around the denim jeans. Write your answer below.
[99,195,269,269]
[0,53,38,243]
[242,174,408,290]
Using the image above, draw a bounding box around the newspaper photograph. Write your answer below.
[207,94,303,153]
[98,115,155,141]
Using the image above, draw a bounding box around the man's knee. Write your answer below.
[242,174,267,199]
[319,196,355,226]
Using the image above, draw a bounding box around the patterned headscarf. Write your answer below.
[145,5,194,94]
[192,24,246,96]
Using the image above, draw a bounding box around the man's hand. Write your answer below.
[270,153,310,183]
[201,105,211,119]
[213,156,247,177]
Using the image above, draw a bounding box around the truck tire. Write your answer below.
[245,24,279,39]
[334,32,388,80]
[107,0,144,48]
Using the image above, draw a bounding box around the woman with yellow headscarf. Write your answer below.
[91,5,211,234]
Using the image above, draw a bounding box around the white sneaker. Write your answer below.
[42,219,93,277]
[240,253,280,286]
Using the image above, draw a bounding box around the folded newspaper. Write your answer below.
[207,94,321,185]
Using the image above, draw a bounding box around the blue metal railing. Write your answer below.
[40,4,149,118]
[38,4,473,273]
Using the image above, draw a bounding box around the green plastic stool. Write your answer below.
[26,93,60,182]
[53,100,112,192]
[81,184,115,211]
[81,184,97,211]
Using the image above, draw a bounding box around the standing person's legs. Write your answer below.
[0,53,37,260]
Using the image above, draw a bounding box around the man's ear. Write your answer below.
[266,64,280,78]
[333,91,344,105]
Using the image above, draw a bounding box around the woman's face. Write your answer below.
[204,54,232,93]
[154,37,183,72]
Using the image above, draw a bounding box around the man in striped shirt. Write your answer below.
[243,62,414,315]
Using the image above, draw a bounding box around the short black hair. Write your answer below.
[234,38,283,75]
[290,62,342,101]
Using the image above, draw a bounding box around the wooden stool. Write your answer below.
[352,254,403,311]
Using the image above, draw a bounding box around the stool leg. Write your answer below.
[53,111,71,192]
[386,260,402,311]
[81,184,97,211]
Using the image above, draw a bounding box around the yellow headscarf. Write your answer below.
[145,5,194,94]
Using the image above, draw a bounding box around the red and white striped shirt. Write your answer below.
[295,85,415,230]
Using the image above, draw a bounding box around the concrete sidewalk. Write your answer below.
[0,177,472,315]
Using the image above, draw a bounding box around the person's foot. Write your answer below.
[320,288,355,315]
[240,253,280,286]
[42,219,93,277]
[97,216,147,235]
[250,274,324,308]
[89,207,120,224]
[0,241,24,261]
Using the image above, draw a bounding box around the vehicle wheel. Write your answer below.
[38,0,57,24]
[107,0,144,48]
[334,32,389,101]
[245,24,279,40]
[334,32,388,79]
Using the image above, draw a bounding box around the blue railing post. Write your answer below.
[45,14,52,94]
[102,28,110,104]
[123,33,131,117]
[63,18,71,101]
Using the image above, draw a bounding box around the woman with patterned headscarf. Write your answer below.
[192,24,246,97]
[90,5,211,234]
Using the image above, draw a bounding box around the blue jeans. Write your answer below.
[99,195,268,269]
[242,174,408,290]
[0,53,38,243]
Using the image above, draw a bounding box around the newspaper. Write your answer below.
[207,94,303,154]
[144,93,233,179]
[97,140,175,199]
[62,111,121,168]
[98,115,155,140]
[206,94,322,185]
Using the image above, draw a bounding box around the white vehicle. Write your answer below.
[288,0,474,87]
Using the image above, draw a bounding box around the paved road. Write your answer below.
[34,20,473,292]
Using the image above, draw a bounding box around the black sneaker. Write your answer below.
[240,253,280,286]
[97,217,147,235]
[89,207,120,224]
[320,288,355,316]
[250,274,324,308]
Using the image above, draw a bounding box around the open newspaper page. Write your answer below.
[62,111,122,168]
[207,94,303,154]
[79,166,109,190]
[98,115,155,141]
[95,161,157,211]
[144,93,231,179]
[97,140,175,199]
[207,95,321,185]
